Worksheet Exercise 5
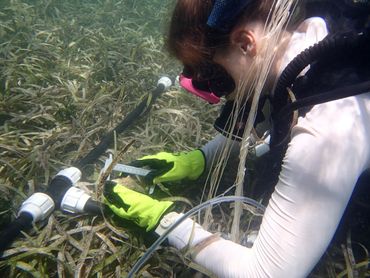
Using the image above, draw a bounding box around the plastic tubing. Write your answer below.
[83,199,106,215]
[127,195,266,277]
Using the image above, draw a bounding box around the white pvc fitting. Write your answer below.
[56,167,82,184]
[255,135,271,157]
[61,187,91,214]
[157,76,172,91]
[18,192,55,223]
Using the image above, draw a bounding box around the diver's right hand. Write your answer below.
[130,150,206,184]
[104,181,173,231]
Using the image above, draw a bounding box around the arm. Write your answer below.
[126,134,240,185]
[201,133,241,175]
[167,96,370,277]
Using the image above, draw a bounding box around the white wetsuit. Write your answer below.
[165,18,370,277]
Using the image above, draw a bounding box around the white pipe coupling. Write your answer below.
[157,76,172,91]
[56,167,82,184]
[254,134,271,157]
[18,192,55,223]
[61,187,91,214]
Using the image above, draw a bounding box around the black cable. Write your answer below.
[0,212,33,254]
[75,83,167,169]
[83,199,107,215]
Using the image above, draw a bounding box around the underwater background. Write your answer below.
[0,0,221,276]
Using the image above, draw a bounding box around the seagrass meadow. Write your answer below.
[0,0,221,276]
[0,0,369,277]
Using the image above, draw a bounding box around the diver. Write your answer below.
[104,0,370,277]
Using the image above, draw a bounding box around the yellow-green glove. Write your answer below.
[104,181,173,231]
[130,150,205,184]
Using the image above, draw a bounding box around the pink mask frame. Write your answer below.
[179,74,220,104]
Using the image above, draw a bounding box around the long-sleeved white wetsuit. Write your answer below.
[164,18,370,277]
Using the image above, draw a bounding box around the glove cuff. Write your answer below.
[145,199,174,231]
[186,149,206,180]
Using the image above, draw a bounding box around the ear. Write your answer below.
[231,29,257,57]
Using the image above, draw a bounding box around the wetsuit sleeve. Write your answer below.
[167,95,370,277]
[201,134,241,173]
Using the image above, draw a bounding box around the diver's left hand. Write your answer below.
[130,150,206,184]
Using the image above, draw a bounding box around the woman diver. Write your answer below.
[104,0,370,277]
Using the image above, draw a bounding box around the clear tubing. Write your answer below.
[127,195,266,277]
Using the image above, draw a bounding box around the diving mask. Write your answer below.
[179,63,235,104]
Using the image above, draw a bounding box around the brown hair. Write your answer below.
[166,0,273,69]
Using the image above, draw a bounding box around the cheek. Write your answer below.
[227,56,252,85]
[215,55,242,83]
[214,52,255,92]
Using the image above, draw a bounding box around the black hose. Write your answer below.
[2,77,170,253]
[270,29,370,148]
[277,81,370,120]
[46,175,74,208]
[1,78,170,253]
[75,83,167,169]
[83,199,106,215]
[272,29,369,114]
[0,212,33,255]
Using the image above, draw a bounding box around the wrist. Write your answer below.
[154,212,213,250]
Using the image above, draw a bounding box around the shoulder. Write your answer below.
[293,95,370,137]
[288,95,370,172]
[295,17,328,39]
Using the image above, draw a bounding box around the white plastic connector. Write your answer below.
[18,192,55,223]
[154,212,214,251]
[245,230,258,247]
[61,187,91,214]
[154,211,182,237]
[56,167,82,184]
[255,135,271,157]
[157,76,172,91]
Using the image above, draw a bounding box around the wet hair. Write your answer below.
[166,0,273,69]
